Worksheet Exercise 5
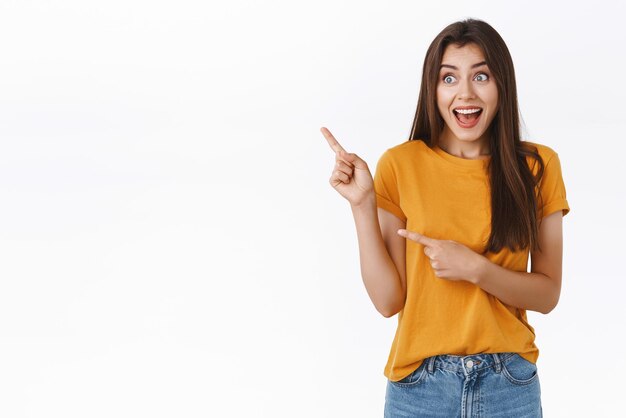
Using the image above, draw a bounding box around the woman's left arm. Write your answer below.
[472,210,564,314]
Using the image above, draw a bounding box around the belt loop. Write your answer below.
[492,353,502,373]
[427,356,435,374]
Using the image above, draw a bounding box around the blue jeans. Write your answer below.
[384,352,542,417]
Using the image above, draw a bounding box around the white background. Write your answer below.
[0,0,623,417]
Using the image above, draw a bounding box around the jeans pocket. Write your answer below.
[389,359,429,387]
[501,353,539,386]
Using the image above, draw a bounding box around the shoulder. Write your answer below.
[522,140,559,160]
[522,140,560,172]
[379,139,428,162]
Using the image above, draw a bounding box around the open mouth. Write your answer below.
[453,108,483,128]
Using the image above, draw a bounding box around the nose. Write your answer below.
[457,78,476,100]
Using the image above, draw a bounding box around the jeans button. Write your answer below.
[466,360,474,368]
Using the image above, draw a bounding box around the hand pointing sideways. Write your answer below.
[397,229,487,284]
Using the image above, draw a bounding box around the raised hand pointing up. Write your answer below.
[321,126,374,207]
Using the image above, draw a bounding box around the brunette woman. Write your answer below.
[322,18,569,417]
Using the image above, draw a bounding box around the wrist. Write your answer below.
[471,255,492,285]
[350,193,376,211]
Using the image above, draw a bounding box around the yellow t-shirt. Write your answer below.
[373,139,570,382]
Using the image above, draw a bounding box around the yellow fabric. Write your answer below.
[373,139,570,382]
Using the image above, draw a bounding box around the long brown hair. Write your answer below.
[409,18,546,254]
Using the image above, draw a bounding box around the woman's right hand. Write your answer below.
[321,126,374,207]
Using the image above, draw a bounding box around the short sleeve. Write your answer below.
[538,152,570,219]
[373,150,407,222]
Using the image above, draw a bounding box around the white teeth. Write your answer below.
[455,108,482,114]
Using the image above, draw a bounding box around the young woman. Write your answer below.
[321,18,569,417]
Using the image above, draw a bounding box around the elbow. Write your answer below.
[380,307,396,318]
[377,302,395,318]
[379,297,405,318]
[539,276,561,315]
[540,294,561,315]
[376,276,407,318]
[541,300,559,315]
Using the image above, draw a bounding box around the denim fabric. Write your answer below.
[384,352,542,417]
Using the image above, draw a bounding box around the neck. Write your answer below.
[437,128,491,160]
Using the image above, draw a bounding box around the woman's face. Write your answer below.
[436,43,498,147]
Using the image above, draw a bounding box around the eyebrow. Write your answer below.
[440,61,488,70]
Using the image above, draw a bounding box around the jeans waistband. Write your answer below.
[425,352,517,375]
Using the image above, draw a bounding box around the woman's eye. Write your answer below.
[475,73,489,81]
[443,75,456,84]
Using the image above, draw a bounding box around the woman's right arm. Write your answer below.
[321,127,407,317]
[351,198,407,317]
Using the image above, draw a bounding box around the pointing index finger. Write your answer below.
[320,127,347,155]
[397,229,438,246]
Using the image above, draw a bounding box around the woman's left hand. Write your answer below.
[397,229,486,284]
